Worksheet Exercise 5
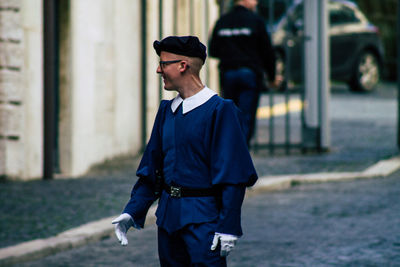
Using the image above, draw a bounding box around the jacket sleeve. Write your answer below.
[208,21,221,58]
[123,178,157,228]
[258,19,276,81]
[122,100,169,228]
[216,184,246,236]
[136,100,168,183]
[210,100,258,186]
[210,100,258,236]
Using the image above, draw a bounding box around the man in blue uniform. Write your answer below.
[209,0,281,146]
[112,35,258,266]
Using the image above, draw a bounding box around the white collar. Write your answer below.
[171,86,217,114]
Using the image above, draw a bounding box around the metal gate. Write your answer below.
[252,0,305,154]
[253,0,327,154]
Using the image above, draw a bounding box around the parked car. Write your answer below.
[271,0,384,92]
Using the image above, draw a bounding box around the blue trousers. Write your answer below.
[222,68,261,146]
[158,222,227,267]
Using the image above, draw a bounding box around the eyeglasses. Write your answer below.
[159,59,182,68]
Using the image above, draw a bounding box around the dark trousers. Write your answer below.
[221,68,261,146]
[158,222,227,267]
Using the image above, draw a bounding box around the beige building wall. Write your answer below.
[62,0,143,177]
[0,0,43,180]
[145,0,162,136]
[0,0,220,180]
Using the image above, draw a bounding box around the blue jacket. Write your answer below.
[123,95,257,236]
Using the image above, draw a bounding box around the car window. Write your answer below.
[329,4,360,25]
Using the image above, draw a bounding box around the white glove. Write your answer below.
[210,232,238,257]
[112,213,134,246]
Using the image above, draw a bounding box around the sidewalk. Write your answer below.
[0,84,398,266]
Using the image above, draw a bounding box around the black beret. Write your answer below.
[153,36,207,63]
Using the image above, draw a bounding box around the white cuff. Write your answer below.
[215,232,238,240]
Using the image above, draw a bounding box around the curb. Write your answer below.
[1,157,399,266]
[249,156,400,195]
[0,206,157,267]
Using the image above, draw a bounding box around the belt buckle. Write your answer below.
[170,186,181,198]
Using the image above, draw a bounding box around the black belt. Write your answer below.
[163,184,218,198]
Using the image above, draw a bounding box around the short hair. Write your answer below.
[187,57,203,75]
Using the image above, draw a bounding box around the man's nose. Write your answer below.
[156,65,162,73]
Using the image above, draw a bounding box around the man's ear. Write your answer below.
[179,61,190,73]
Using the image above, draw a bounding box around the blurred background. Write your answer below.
[0,0,398,181]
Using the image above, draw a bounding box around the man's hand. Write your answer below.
[112,213,133,246]
[268,74,284,89]
[210,232,238,257]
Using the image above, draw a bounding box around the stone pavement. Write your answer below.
[1,156,399,266]
[9,170,400,266]
[0,83,398,266]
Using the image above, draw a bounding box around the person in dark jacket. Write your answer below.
[209,0,281,146]
[112,36,258,266]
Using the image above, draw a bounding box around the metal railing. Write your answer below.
[253,0,306,154]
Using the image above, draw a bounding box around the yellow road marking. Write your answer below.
[256,99,303,119]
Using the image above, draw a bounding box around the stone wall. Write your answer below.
[0,0,23,177]
[0,0,43,180]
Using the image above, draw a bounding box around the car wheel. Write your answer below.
[349,51,380,92]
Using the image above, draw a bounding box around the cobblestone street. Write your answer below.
[18,171,400,266]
